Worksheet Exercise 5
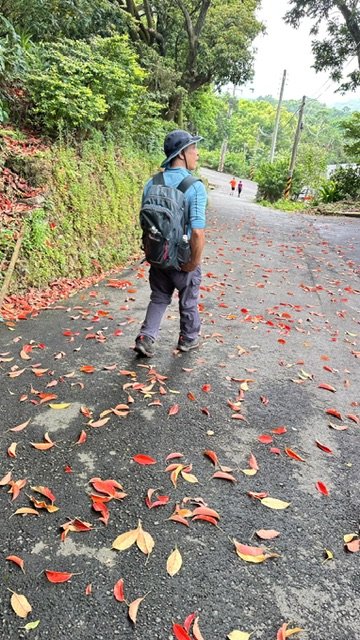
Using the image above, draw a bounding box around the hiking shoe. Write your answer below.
[134,335,155,357]
[177,336,200,352]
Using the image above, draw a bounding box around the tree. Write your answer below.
[285,1,360,91]
[116,0,263,120]
[341,111,360,159]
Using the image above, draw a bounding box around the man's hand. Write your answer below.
[181,261,198,272]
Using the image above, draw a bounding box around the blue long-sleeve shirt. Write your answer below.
[142,168,207,235]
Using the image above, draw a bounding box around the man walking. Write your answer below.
[230,177,237,195]
[134,129,207,357]
[237,180,243,197]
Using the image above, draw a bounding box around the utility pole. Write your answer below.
[283,95,306,199]
[218,84,236,172]
[270,69,286,163]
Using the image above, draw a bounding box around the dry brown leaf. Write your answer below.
[10,592,32,618]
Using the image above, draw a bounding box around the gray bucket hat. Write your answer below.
[161,129,204,168]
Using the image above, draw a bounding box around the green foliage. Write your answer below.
[285,1,360,91]
[25,36,146,135]
[223,152,248,178]
[319,180,340,203]
[1,0,128,42]
[258,199,306,212]
[329,166,360,200]
[342,112,360,160]
[186,87,228,148]
[0,15,27,122]
[255,159,302,202]
[200,149,220,170]
[297,144,328,188]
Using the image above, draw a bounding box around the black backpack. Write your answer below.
[140,171,200,270]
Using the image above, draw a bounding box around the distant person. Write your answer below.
[230,177,237,195]
[237,180,243,197]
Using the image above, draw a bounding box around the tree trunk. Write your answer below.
[165,93,183,124]
[336,1,360,69]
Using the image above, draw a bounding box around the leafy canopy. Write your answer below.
[285,1,360,91]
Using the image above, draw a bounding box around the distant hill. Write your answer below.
[330,98,360,112]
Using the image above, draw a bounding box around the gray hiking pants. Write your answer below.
[138,265,202,342]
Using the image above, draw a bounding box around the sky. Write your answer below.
[239,0,358,106]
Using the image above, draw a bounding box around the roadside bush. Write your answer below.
[320,166,360,203]
[331,166,360,200]
[255,159,302,202]
[24,36,146,136]
[200,149,219,170]
[319,180,341,203]
[224,152,248,178]
[258,198,306,212]
[200,149,249,177]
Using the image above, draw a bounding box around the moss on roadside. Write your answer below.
[9,134,160,292]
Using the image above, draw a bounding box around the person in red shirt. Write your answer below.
[230,177,237,195]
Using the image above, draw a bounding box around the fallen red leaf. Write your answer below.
[184,612,196,632]
[202,384,211,392]
[212,471,236,482]
[271,426,287,435]
[168,404,180,416]
[113,578,125,602]
[258,434,273,444]
[133,454,157,466]
[325,408,342,420]
[76,430,87,445]
[318,383,336,392]
[45,570,74,583]
[284,448,305,462]
[6,555,25,572]
[172,624,192,640]
[315,440,334,454]
[80,365,96,374]
[192,514,218,526]
[316,481,329,496]
[203,449,219,467]
[249,453,259,471]
[270,447,281,455]
[166,452,184,461]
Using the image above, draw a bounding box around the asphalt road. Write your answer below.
[0,169,359,640]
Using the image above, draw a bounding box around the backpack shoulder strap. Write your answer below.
[152,172,165,186]
[177,175,201,194]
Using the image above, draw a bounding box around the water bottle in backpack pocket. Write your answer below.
[142,221,170,266]
[177,234,191,266]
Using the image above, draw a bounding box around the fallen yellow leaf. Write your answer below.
[112,528,138,551]
[260,497,291,510]
[228,631,252,640]
[48,403,71,409]
[166,547,182,577]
